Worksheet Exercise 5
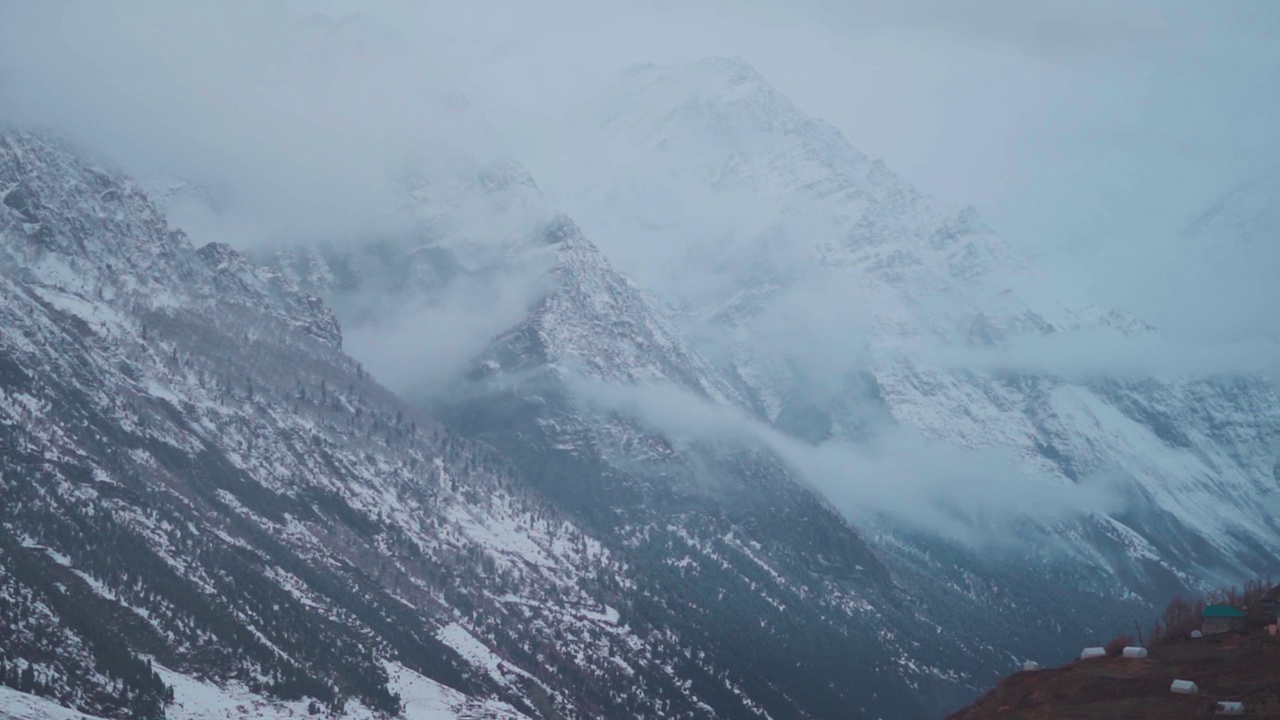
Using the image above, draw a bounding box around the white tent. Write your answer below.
[1171,679,1198,694]
[1190,629,1203,638]
[1121,646,1148,658]
[1215,701,1244,715]
[1079,647,1106,660]
[1021,660,1040,672]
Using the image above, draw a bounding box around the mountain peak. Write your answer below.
[621,55,768,88]
[684,55,772,90]
[604,56,808,142]
[1183,163,1280,251]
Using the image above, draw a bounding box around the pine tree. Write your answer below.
[20,664,35,693]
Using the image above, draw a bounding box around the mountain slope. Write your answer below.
[256,128,1153,717]
[266,158,954,717]
[0,129,796,720]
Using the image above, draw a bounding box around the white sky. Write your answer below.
[418,1,1280,243]
[2,0,1277,343]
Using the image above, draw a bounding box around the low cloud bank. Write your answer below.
[933,328,1280,381]
[343,268,551,401]
[569,375,1126,547]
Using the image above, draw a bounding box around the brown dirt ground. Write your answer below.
[947,632,1280,719]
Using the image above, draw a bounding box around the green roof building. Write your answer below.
[1203,605,1245,618]
[1202,604,1245,635]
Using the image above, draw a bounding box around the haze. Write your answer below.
[2,0,1276,541]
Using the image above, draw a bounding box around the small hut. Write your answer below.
[1079,647,1106,660]
[1190,629,1203,639]
[1121,646,1147,658]
[1020,660,1040,672]
[1202,605,1245,635]
[1216,701,1245,715]
[1171,679,1198,695]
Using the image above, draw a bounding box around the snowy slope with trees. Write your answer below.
[0,130,803,720]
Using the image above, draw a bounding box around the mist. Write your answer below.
[569,374,1126,546]
[0,1,499,247]
[2,1,1276,545]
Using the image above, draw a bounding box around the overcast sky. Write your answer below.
[438,0,1280,348]
[2,0,1277,342]
[369,1,1275,258]
[5,1,1277,224]
[452,1,1280,236]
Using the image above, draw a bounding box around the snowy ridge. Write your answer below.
[0,130,776,719]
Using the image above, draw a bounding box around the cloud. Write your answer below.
[4,0,1276,235]
[930,328,1280,381]
[341,266,551,400]
[4,1,1276,297]
[739,269,880,392]
[0,0,1272,542]
[569,375,1125,546]
[0,1,499,247]
[0,1,575,398]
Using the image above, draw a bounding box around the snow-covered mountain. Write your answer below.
[562,57,1280,585]
[1174,165,1280,346]
[265,151,958,718]
[0,121,1048,720]
[4,53,1279,720]
[248,66,1280,716]
[1,129,869,720]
